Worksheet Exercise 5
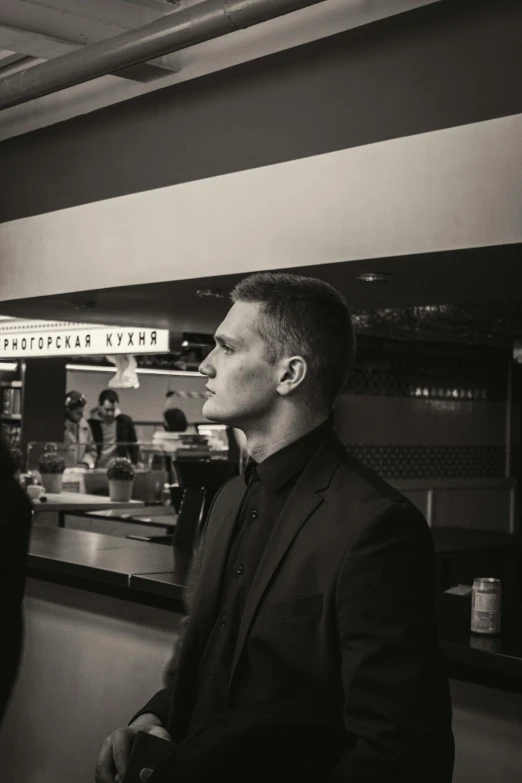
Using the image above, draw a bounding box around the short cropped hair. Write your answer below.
[99,389,119,405]
[231,272,355,409]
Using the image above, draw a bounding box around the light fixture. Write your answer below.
[72,300,97,310]
[195,288,226,299]
[66,363,202,378]
[356,273,393,283]
[0,361,18,371]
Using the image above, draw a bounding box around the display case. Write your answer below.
[26,441,170,503]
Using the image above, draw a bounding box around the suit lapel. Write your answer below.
[229,434,345,683]
[195,477,246,644]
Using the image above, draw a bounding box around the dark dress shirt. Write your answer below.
[186,421,330,733]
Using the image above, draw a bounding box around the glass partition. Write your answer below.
[25,437,230,503]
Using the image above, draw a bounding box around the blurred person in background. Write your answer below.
[152,392,189,504]
[0,435,33,725]
[64,390,97,468]
[163,392,189,435]
[89,389,141,467]
[152,391,188,450]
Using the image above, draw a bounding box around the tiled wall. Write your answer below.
[335,346,509,480]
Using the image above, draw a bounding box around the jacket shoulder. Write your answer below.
[340,448,408,504]
[327,443,428,533]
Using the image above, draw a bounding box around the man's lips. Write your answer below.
[205,386,215,395]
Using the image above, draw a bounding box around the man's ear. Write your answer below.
[276,356,307,397]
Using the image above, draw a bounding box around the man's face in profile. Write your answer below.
[199,301,279,429]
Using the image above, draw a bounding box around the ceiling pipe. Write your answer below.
[0,0,326,111]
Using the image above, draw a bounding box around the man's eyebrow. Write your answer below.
[215,333,242,348]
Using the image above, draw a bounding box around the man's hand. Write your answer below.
[95,714,172,783]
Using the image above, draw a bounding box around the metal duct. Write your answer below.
[0,0,326,111]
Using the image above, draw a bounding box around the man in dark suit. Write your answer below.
[96,272,454,783]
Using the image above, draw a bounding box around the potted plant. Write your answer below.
[107,457,135,502]
[37,451,66,494]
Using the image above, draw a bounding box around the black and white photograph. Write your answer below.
[0,1,521,781]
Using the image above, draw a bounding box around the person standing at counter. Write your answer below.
[88,389,141,467]
[0,435,33,725]
[96,272,454,783]
[151,391,188,448]
[64,391,97,468]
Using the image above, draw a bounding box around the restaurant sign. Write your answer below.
[0,326,169,358]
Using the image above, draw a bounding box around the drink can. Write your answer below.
[471,578,501,635]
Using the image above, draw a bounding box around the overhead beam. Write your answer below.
[0,0,172,46]
[124,0,180,10]
[0,23,75,59]
[0,23,179,82]
[0,54,38,79]
[0,0,181,80]
[0,0,326,110]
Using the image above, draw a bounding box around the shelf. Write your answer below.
[1,413,22,421]
[0,380,22,388]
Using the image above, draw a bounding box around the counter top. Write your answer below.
[438,592,522,689]
[27,526,522,689]
[28,526,182,601]
[31,492,144,513]
[82,505,176,529]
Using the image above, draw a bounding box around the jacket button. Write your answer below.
[236,565,244,575]
[251,509,258,519]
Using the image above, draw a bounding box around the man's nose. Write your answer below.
[199,351,215,377]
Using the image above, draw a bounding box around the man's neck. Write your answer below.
[245,412,329,463]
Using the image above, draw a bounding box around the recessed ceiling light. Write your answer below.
[72,300,97,310]
[195,288,226,299]
[356,273,393,283]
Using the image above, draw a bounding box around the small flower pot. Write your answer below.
[40,473,63,494]
[109,479,134,502]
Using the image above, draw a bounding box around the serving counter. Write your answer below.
[32,491,145,527]
[27,525,184,607]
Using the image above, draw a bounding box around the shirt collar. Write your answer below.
[244,421,332,494]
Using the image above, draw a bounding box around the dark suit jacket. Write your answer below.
[88,413,141,465]
[0,477,33,724]
[136,432,454,782]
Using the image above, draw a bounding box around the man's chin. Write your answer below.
[202,400,227,423]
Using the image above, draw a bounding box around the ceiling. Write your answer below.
[0,0,436,140]
[1,244,522,347]
[1,1,519,350]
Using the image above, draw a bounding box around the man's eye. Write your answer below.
[223,345,233,354]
